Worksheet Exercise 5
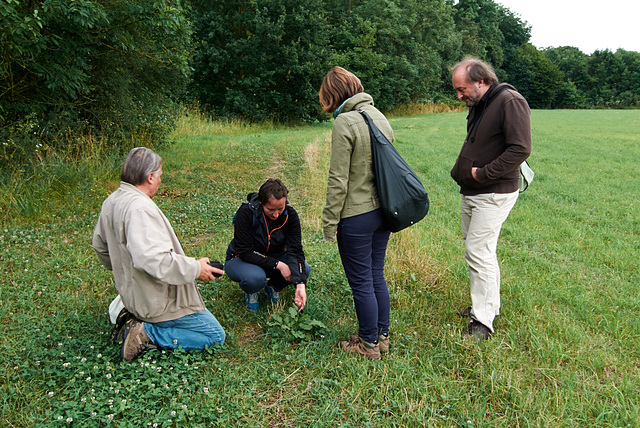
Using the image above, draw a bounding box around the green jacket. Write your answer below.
[322,92,394,240]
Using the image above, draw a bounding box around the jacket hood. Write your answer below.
[486,83,517,102]
[340,92,374,115]
[246,192,261,217]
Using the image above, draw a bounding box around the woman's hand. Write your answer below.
[294,283,307,312]
[276,261,292,282]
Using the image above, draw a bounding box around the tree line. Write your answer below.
[2,0,639,164]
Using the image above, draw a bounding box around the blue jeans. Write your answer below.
[143,309,225,351]
[337,209,391,344]
[225,255,311,293]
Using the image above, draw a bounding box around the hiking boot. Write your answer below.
[121,319,155,362]
[349,333,389,353]
[378,334,389,353]
[110,308,135,345]
[463,320,493,340]
[246,292,259,311]
[264,286,280,304]
[339,336,380,360]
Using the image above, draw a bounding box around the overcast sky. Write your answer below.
[496,0,640,54]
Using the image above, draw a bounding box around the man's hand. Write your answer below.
[276,261,292,282]
[198,258,224,281]
[471,167,479,181]
[294,283,307,312]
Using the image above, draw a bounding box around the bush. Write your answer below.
[0,0,192,164]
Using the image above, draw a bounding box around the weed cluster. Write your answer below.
[267,306,327,342]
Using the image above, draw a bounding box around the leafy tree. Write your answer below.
[189,0,463,120]
[188,0,330,123]
[616,50,640,106]
[553,81,587,108]
[509,43,563,108]
[544,47,640,108]
[1,0,192,163]
[452,0,505,70]
[584,49,640,107]
[451,0,532,85]
[498,5,531,82]
[543,46,592,108]
[328,0,461,109]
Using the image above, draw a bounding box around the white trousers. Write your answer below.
[461,191,519,332]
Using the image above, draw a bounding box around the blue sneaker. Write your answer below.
[264,286,280,304]
[246,292,259,311]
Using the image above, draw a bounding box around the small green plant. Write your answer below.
[267,306,327,342]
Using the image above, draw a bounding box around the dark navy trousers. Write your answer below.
[337,209,391,344]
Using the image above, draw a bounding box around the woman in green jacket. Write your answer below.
[319,66,393,360]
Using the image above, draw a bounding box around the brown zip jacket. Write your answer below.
[451,83,532,196]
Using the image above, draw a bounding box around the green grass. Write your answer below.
[1,110,639,427]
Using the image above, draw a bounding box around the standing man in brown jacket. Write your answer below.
[450,57,532,339]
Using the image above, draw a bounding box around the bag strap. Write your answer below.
[356,109,392,146]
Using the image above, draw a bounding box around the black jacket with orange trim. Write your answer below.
[225,193,307,284]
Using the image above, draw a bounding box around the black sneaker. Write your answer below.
[463,320,492,340]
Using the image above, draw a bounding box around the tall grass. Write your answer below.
[1,109,639,426]
[171,106,283,139]
[386,102,465,117]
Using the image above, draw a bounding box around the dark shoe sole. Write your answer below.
[110,308,135,344]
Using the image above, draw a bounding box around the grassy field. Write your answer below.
[1,109,639,427]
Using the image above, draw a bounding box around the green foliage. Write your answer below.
[0,0,192,166]
[509,43,564,108]
[188,0,467,121]
[331,0,463,109]
[453,0,506,68]
[543,46,640,108]
[267,306,327,342]
[188,0,330,123]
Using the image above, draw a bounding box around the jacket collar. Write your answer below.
[333,92,374,118]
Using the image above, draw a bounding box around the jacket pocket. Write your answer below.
[451,155,481,188]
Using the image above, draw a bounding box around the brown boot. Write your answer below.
[339,336,380,360]
[349,333,389,353]
[378,334,389,353]
[121,319,156,362]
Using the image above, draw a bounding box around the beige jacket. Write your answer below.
[92,182,205,323]
[322,93,394,240]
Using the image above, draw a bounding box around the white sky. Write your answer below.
[496,0,640,54]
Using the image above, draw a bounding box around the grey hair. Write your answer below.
[121,147,162,185]
[453,57,498,86]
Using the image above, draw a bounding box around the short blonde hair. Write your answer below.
[318,66,364,113]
